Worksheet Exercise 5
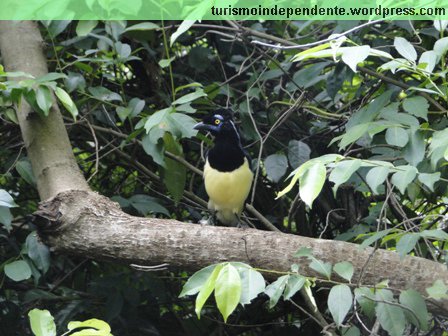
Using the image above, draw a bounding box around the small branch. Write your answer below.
[249,20,383,49]
[358,66,446,112]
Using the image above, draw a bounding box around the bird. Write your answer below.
[194,109,254,226]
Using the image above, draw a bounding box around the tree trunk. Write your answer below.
[0,21,88,200]
[1,20,447,317]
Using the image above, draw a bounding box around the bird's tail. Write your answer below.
[216,209,239,226]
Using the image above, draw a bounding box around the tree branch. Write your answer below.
[35,190,448,316]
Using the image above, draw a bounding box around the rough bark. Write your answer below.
[0,21,88,200]
[1,21,447,318]
[35,190,448,315]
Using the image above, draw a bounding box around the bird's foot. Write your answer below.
[199,217,216,226]
[236,221,249,229]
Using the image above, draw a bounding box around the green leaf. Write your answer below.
[36,86,53,116]
[399,289,429,330]
[264,275,289,308]
[294,247,313,258]
[158,57,175,68]
[403,96,429,121]
[195,263,224,318]
[299,160,326,208]
[293,46,392,62]
[55,87,78,120]
[403,129,425,166]
[366,166,389,194]
[426,279,448,300]
[341,45,370,72]
[359,229,391,249]
[179,265,217,297]
[144,107,172,133]
[278,155,341,199]
[309,259,332,279]
[396,233,419,258]
[239,268,265,305]
[334,261,354,282]
[354,287,376,320]
[4,260,32,281]
[385,127,409,147]
[214,264,241,322]
[167,113,198,139]
[418,172,440,191]
[0,190,18,208]
[67,318,112,336]
[170,20,195,46]
[264,154,288,183]
[28,309,56,336]
[394,37,417,61]
[116,106,132,122]
[342,326,361,336]
[76,20,98,36]
[419,229,448,241]
[434,21,448,32]
[376,289,406,336]
[338,123,370,149]
[128,98,145,118]
[36,72,67,83]
[172,90,206,105]
[162,134,186,203]
[125,22,159,32]
[128,194,169,216]
[0,206,13,231]
[434,37,448,57]
[16,159,36,186]
[328,284,353,326]
[88,86,122,102]
[176,103,196,114]
[142,135,165,166]
[26,233,50,273]
[329,159,361,193]
[287,140,311,169]
[418,51,437,73]
[303,279,318,310]
[391,165,418,194]
[283,275,305,300]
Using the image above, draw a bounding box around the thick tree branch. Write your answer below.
[36,190,448,315]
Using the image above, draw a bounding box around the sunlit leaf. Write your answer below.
[214,263,241,322]
[28,309,56,336]
[195,264,224,318]
[394,37,417,61]
[299,160,326,208]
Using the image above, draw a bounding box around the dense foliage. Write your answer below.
[1,19,448,335]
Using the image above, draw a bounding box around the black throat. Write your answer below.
[207,132,246,172]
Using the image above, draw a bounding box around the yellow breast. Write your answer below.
[203,158,253,224]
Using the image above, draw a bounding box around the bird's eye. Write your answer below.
[214,119,221,125]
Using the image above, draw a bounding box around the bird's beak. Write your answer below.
[194,122,214,132]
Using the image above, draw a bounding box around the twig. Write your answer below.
[86,120,99,183]
[358,66,446,112]
[250,20,384,49]
[245,204,280,232]
[130,263,169,271]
